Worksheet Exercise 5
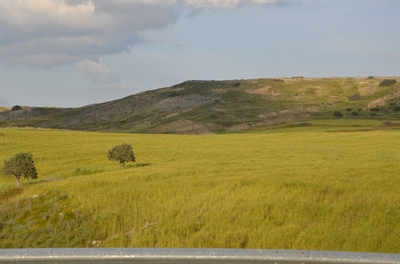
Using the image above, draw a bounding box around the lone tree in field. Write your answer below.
[2,153,38,187]
[108,143,135,169]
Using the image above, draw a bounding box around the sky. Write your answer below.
[0,0,399,108]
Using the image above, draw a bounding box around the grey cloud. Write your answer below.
[1,0,291,69]
[1,1,179,68]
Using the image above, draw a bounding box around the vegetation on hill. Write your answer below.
[0,122,399,251]
[0,77,399,133]
[0,107,10,113]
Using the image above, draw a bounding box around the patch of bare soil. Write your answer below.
[306,106,321,112]
[312,86,329,97]
[152,120,215,134]
[367,89,400,108]
[156,87,185,94]
[357,81,380,96]
[227,123,251,131]
[151,95,211,113]
[247,86,271,94]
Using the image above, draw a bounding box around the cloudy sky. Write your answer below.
[0,0,398,107]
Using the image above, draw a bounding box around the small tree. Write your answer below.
[2,153,38,187]
[11,105,22,111]
[108,143,135,169]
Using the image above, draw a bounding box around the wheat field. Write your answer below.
[0,122,399,252]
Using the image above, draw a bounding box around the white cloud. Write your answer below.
[183,0,241,9]
[2,0,96,33]
[2,0,179,68]
[1,0,290,74]
[139,30,187,49]
[75,58,119,83]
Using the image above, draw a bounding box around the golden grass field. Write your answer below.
[0,120,399,252]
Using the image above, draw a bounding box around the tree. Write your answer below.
[11,105,22,111]
[2,153,38,187]
[108,144,135,169]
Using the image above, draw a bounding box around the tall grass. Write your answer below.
[0,124,399,252]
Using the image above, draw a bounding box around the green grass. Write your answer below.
[0,123,399,252]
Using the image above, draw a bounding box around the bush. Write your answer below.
[379,79,397,86]
[333,111,343,118]
[169,92,179,97]
[369,107,380,112]
[11,105,22,111]
[348,94,362,101]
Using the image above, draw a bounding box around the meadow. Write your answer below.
[0,120,399,252]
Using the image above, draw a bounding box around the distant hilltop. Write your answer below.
[0,77,399,134]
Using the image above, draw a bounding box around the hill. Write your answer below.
[0,77,399,133]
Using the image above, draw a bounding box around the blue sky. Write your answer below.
[1,0,399,107]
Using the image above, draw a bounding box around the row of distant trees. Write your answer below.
[2,144,135,187]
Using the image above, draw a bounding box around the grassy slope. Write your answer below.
[0,122,399,252]
[146,77,400,131]
[0,107,10,113]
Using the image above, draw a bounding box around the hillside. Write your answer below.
[1,77,399,133]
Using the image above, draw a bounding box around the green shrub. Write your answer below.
[379,79,397,86]
[348,94,362,101]
[333,111,343,118]
[11,105,22,111]
[369,107,380,112]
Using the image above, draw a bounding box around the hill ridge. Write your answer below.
[0,77,399,133]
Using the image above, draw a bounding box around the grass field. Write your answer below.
[0,120,399,252]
